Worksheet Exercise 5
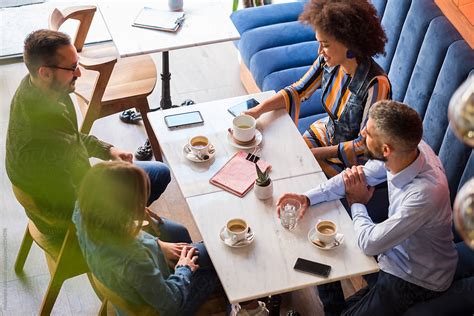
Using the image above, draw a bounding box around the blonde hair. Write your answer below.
[78,161,150,242]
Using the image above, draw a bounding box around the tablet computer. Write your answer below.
[228,98,260,117]
[164,111,204,129]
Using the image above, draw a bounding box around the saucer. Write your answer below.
[219,226,255,248]
[307,228,344,250]
[183,144,216,162]
[227,130,262,149]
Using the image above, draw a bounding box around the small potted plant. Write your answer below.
[254,163,273,200]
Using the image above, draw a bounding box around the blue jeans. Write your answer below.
[134,161,171,205]
[156,218,219,314]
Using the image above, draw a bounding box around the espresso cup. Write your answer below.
[315,220,337,245]
[188,135,210,157]
[225,218,249,243]
[232,115,256,142]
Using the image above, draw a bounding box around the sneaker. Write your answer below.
[135,139,153,161]
[230,301,269,316]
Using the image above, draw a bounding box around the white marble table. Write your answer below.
[148,91,323,198]
[187,173,379,304]
[97,0,240,57]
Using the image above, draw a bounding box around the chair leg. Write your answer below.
[39,271,66,316]
[14,225,33,274]
[80,112,96,134]
[98,299,108,316]
[137,101,163,161]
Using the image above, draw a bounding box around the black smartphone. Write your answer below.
[164,111,204,129]
[227,98,260,117]
[294,258,331,277]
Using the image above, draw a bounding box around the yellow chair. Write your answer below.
[13,186,90,316]
[49,6,163,161]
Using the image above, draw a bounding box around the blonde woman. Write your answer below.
[73,161,217,315]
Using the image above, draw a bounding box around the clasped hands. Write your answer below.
[276,165,374,219]
[343,165,374,207]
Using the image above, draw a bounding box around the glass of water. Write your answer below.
[280,198,301,230]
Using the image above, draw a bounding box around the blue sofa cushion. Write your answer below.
[387,0,442,102]
[239,21,315,69]
[422,41,474,154]
[403,16,462,119]
[250,41,318,88]
[373,0,412,72]
[230,2,306,35]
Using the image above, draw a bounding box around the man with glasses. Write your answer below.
[6,29,171,255]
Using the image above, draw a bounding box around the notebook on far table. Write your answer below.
[132,7,185,32]
[210,151,271,197]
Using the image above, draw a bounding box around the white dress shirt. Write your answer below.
[305,141,458,291]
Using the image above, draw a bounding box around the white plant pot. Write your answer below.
[254,181,273,200]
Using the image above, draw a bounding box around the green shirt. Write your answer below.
[6,75,113,243]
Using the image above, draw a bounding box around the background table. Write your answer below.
[98,0,240,108]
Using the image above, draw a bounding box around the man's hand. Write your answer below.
[158,240,193,268]
[109,147,133,163]
[276,193,310,220]
[343,166,374,206]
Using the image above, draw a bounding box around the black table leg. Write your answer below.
[160,51,173,110]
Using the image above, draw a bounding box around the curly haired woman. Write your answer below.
[245,0,391,177]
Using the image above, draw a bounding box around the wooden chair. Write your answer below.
[90,273,227,316]
[13,186,90,316]
[49,6,163,161]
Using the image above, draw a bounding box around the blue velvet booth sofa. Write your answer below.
[231,0,474,314]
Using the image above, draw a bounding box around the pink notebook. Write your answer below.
[210,151,271,197]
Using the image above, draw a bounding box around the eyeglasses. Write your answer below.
[44,64,79,72]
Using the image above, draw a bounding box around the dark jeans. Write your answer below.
[153,218,219,315]
[318,271,441,316]
[134,161,171,205]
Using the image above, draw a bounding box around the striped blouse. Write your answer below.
[280,55,391,175]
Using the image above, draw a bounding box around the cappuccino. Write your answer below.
[229,224,246,233]
[317,225,335,235]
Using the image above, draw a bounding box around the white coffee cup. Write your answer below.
[232,115,256,142]
[315,220,337,245]
[225,218,249,243]
[188,135,210,158]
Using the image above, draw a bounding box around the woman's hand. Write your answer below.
[243,106,262,119]
[158,240,191,267]
[176,246,199,272]
[276,193,310,220]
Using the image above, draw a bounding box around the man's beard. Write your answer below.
[50,75,77,95]
[365,147,387,162]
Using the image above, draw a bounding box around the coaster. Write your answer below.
[227,130,263,149]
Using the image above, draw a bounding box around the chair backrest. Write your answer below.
[49,5,97,52]
[90,274,159,316]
